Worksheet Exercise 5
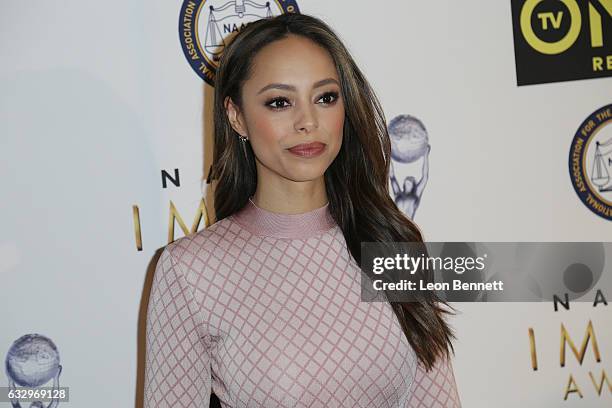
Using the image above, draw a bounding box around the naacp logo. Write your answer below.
[569,104,612,221]
[179,0,300,86]
[511,0,612,86]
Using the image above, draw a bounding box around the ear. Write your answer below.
[224,96,248,138]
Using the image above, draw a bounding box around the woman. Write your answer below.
[144,13,461,408]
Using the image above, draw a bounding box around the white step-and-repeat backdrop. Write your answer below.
[1,1,611,406]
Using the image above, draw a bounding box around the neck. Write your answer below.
[248,196,329,215]
[251,168,328,213]
[232,196,336,239]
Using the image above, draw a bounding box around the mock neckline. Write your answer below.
[231,197,336,239]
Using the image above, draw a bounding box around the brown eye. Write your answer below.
[317,91,339,105]
[266,97,291,110]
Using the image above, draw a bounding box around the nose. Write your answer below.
[294,103,318,133]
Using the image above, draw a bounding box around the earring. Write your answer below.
[238,134,248,142]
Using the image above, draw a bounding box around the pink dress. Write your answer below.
[144,199,461,407]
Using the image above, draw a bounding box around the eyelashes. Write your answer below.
[265,91,340,111]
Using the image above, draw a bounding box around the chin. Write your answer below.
[284,168,327,182]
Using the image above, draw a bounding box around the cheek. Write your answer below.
[248,110,289,144]
[244,112,290,164]
[325,104,345,147]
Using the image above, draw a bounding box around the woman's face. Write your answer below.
[225,34,345,184]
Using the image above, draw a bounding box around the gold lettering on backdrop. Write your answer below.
[586,193,612,217]
[560,370,612,399]
[521,0,612,55]
[596,108,612,121]
[182,1,200,60]
[589,1,612,48]
[589,370,612,395]
[529,328,538,370]
[581,120,597,136]
[520,0,581,55]
[133,205,143,251]
[560,320,601,367]
[571,138,586,193]
[564,374,584,400]
[537,12,563,30]
[167,198,211,243]
[198,62,215,80]
[593,55,612,71]
[529,319,610,400]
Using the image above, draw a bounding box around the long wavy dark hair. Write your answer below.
[208,12,455,371]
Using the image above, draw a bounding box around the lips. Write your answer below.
[287,142,326,157]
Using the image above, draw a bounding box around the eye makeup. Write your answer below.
[264,90,340,111]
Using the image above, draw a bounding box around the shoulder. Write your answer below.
[163,215,244,271]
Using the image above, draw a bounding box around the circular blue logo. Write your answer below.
[568,104,612,221]
[179,0,300,86]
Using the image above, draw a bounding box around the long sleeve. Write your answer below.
[144,246,212,407]
[406,356,462,407]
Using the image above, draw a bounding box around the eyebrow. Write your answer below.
[256,78,340,94]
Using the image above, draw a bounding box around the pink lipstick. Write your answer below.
[287,142,326,158]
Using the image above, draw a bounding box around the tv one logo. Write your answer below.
[511,0,612,86]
